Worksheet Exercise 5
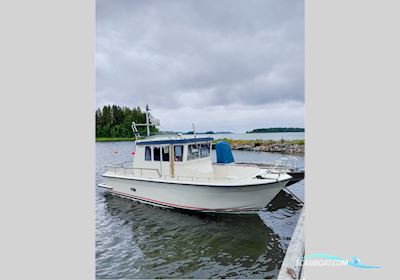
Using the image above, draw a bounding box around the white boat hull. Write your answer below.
[99,175,291,214]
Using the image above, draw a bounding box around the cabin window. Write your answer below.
[145,146,152,161]
[187,144,200,160]
[200,143,211,158]
[153,147,161,161]
[162,146,170,162]
[174,145,183,161]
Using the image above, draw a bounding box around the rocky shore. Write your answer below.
[214,139,304,154]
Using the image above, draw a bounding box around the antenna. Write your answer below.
[192,123,196,139]
[145,104,150,137]
[131,104,160,139]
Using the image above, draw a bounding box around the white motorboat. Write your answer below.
[98,106,292,214]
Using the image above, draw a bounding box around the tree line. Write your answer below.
[96,105,158,138]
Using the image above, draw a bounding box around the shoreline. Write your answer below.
[96,137,135,142]
[96,137,305,154]
[214,138,304,154]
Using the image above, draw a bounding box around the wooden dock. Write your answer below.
[277,207,305,279]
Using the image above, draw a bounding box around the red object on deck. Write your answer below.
[131,152,136,155]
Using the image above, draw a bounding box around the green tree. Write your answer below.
[95,105,159,138]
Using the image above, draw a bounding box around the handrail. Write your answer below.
[213,162,260,169]
[105,161,133,168]
[104,165,218,182]
[104,164,161,177]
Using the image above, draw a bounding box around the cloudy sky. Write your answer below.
[96,0,304,133]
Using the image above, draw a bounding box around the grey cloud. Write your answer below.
[96,0,304,129]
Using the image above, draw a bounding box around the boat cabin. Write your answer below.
[133,136,214,180]
[104,108,264,183]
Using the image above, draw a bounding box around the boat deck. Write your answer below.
[103,161,287,184]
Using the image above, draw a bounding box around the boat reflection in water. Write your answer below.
[96,188,303,279]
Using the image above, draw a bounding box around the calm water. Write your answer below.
[96,141,304,279]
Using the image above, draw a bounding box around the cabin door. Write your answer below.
[160,145,171,177]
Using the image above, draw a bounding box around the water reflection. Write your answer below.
[266,189,303,213]
[96,188,303,279]
[98,192,284,278]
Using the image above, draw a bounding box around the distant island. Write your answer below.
[247,127,304,133]
[153,131,233,135]
[183,131,232,135]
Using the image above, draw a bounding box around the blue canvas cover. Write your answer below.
[216,141,235,163]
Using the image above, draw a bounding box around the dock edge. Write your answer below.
[277,207,305,279]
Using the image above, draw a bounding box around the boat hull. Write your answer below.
[99,175,290,214]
